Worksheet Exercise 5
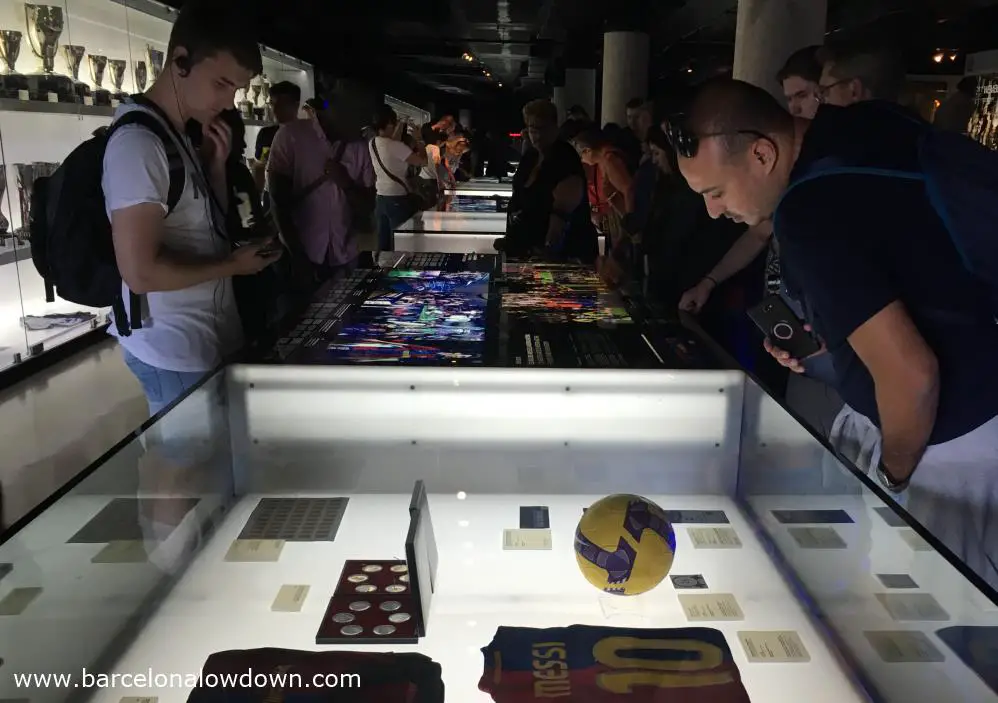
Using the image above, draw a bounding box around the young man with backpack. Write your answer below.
[674,78,998,582]
[97,2,279,414]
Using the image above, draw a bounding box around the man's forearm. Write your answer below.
[132,250,234,293]
[706,224,771,285]
[876,375,939,477]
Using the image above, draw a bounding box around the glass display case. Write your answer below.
[0,0,314,374]
[2,363,996,703]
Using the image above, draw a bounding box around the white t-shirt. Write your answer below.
[369,136,412,197]
[102,102,243,373]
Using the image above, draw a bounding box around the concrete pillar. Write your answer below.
[459,109,472,129]
[733,0,827,100]
[601,32,649,126]
[564,68,596,121]
[552,86,568,122]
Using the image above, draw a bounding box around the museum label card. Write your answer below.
[679,593,744,621]
[671,574,708,589]
[772,509,853,525]
[0,587,42,616]
[503,529,552,550]
[788,527,847,550]
[271,584,310,612]
[688,527,742,549]
[877,574,919,589]
[120,698,158,703]
[874,506,908,528]
[876,593,950,622]
[899,529,933,552]
[663,510,729,524]
[864,631,945,663]
[224,539,285,562]
[519,506,550,529]
[738,631,810,663]
[91,540,149,564]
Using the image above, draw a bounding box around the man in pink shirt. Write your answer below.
[268,104,375,278]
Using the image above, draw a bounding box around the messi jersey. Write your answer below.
[479,625,750,702]
[185,648,444,703]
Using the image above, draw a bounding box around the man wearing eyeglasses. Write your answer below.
[673,78,998,582]
[815,39,904,107]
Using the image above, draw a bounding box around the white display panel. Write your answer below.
[80,492,865,703]
[447,185,514,197]
[394,231,501,254]
[397,211,508,234]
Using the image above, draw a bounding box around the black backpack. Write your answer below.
[31,97,185,336]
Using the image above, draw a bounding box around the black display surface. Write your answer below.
[263,253,723,371]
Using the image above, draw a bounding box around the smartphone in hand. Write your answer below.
[747,294,822,359]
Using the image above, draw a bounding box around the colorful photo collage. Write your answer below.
[500,263,632,325]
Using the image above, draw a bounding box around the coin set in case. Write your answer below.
[315,560,419,644]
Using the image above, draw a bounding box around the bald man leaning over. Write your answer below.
[672,78,998,587]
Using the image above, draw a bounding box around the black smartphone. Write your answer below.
[747,294,822,359]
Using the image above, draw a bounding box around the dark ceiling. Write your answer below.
[197,0,998,110]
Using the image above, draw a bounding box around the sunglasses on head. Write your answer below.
[665,122,771,159]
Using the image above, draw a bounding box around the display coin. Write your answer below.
[332,613,355,624]
[390,564,408,573]
[355,584,377,593]
[379,600,402,612]
[340,625,363,636]
[373,625,396,636]
[399,574,409,583]
[386,584,406,593]
[348,601,371,612]
[388,612,411,623]
[347,574,368,583]
[361,564,383,573]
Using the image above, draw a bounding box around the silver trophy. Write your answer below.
[62,44,89,103]
[235,87,253,120]
[25,4,71,101]
[145,44,164,82]
[107,58,126,101]
[134,60,147,92]
[0,30,26,99]
[260,77,274,122]
[14,163,37,243]
[88,54,109,106]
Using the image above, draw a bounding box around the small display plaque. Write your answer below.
[224,539,285,563]
[772,509,853,525]
[876,593,950,622]
[788,527,847,550]
[679,593,744,621]
[738,631,811,663]
[670,574,708,590]
[91,540,149,564]
[503,529,552,550]
[688,527,742,549]
[519,506,550,529]
[877,574,919,590]
[663,510,729,525]
[0,587,42,616]
[865,631,945,663]
[272,585,310,612]
[899,529,933,552]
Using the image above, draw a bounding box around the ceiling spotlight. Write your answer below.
[950,53,958,61]
[686,68,693,74]
[933,52,944,63]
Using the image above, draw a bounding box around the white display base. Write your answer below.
[0,249,107,369]
[446,184,514,197]
[80,493,863,703]
[397,212,508,234]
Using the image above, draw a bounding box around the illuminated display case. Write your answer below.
[1,363,996,703]
[966,50,998,150]
[0,0,314,372]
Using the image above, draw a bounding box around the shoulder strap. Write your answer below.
[371,138,411,193]
[110,109,186,214]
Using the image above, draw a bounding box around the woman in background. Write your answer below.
[572,128,636,261]
[369,105,427,251]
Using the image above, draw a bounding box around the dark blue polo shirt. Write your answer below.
[777,102,998,445]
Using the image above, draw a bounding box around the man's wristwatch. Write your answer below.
[876,458,911,494]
